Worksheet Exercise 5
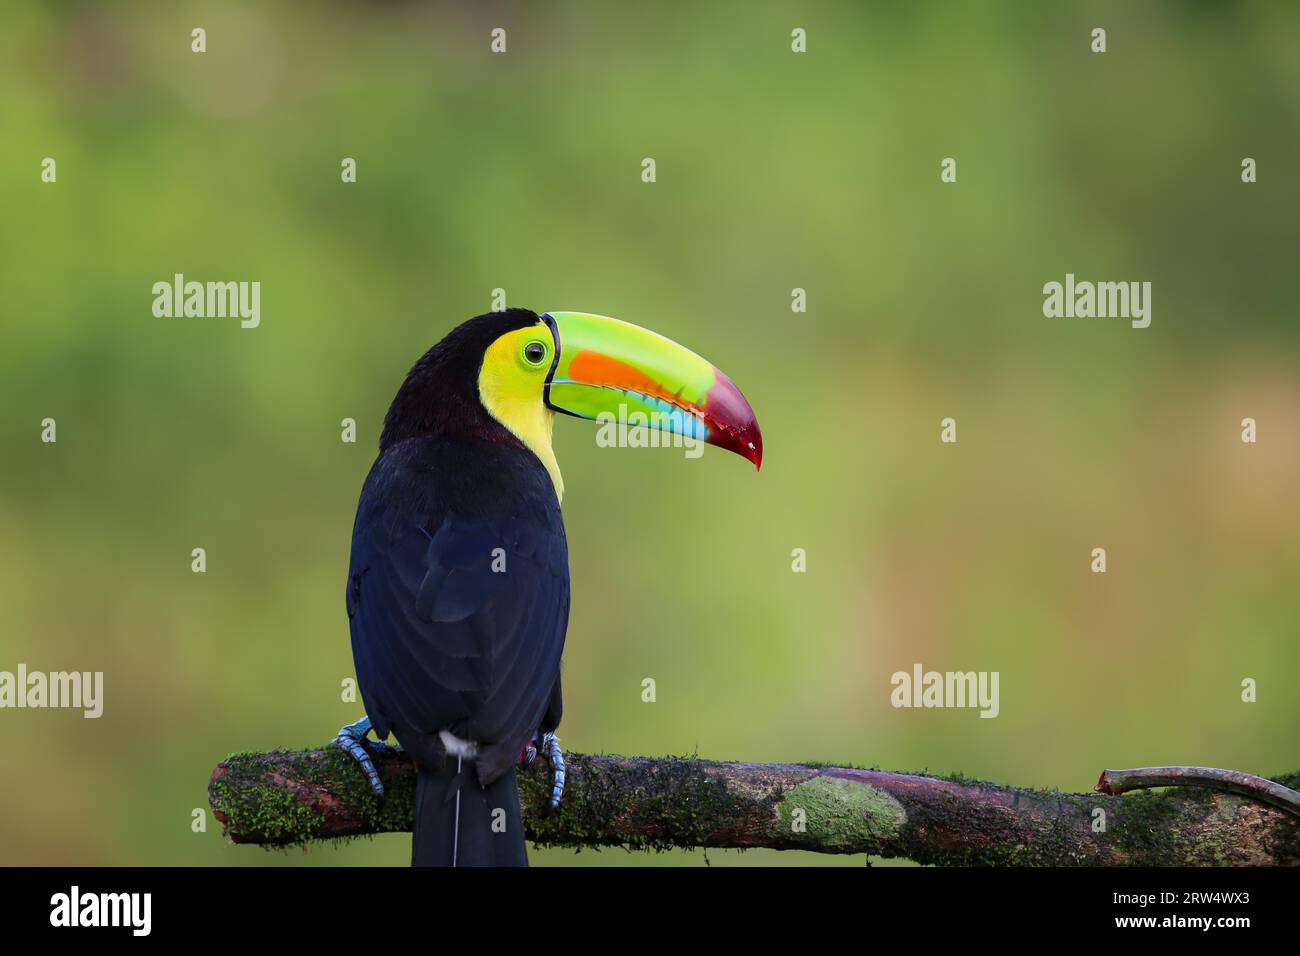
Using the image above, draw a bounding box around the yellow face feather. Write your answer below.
[477,323,563,502]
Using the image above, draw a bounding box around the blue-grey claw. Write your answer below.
[332,715,394,798]
[540,731,565,814]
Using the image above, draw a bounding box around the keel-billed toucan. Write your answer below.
[336,309,761,866]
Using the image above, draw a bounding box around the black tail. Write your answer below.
[412,759,527,867]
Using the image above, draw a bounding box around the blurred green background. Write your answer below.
[2,1,1298,866]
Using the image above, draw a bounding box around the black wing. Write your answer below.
[345,438,569,782]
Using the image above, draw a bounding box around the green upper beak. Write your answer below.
[540,311,762,469]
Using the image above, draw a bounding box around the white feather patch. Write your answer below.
[439,730,479,758]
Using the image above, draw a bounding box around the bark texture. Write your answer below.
[207,748,1300,865]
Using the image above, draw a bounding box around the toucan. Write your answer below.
[334,309,761,866]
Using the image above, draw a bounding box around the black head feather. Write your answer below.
[380,309,541,451]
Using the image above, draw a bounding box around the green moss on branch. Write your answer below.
[208,749,1300,865]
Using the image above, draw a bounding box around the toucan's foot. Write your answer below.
[332,715,398,798]
[519,731,565,812]
[540,732,566,814]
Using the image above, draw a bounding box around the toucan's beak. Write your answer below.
[541,311,762,469]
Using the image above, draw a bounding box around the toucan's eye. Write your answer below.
[523,341,547,365]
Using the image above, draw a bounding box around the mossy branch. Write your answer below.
[208,748,1300,865]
